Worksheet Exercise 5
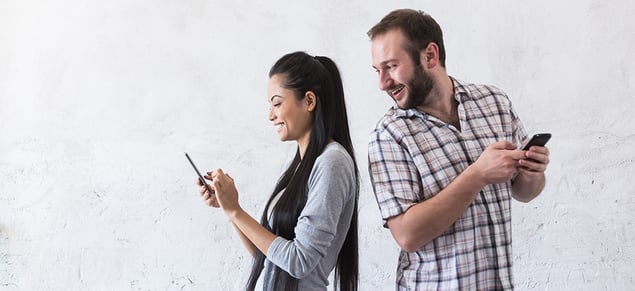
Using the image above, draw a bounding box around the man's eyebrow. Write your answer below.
[373,59,397,70]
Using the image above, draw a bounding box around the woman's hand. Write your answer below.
[209,168,242,216]
[196,177,219,208]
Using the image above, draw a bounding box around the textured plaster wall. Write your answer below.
[1,0,634,290]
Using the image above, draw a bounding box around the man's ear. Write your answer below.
[305,91,317,112]
[419,42,439,68]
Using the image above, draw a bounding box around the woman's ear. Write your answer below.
[304,91,317,112]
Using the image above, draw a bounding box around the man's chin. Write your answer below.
[395,99,415,110]
[390,96,408,109]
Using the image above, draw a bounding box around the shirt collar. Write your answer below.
[450,76,472,103]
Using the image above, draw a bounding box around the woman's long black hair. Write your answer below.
[245,51,359,291]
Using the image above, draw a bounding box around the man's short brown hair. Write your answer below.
[368,9,446,68]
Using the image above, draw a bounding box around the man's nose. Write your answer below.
[378,70,393,91]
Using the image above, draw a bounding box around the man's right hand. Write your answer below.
[471,141,526,185]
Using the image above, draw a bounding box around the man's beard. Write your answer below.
[400,64,434,110]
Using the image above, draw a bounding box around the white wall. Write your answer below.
[1,0,634,290]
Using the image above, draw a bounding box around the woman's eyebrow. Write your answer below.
[270,94,283,102]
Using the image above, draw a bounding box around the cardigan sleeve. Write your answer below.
[265,145,355,278]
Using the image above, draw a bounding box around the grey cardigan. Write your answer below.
[261,142,357,290]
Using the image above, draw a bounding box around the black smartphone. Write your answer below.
[184,152,214,196]
[520,133,551,150]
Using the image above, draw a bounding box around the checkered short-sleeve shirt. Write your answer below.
[368,77,527,290]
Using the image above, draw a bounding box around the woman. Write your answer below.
[197,51,359,291]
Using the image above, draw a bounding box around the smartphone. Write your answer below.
[184,152,214,196]
[520,133,551,150]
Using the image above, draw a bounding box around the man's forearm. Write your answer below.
[387,165,485,252]
[512,173,545,202]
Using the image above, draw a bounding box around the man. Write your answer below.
[367,9,550,290]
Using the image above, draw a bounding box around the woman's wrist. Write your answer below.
[225,207,245,222]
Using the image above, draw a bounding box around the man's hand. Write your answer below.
[471,141,526,184]
[518,145,550,176]
[512,144,550,202]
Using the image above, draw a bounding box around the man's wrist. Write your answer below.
[463,164,487,189]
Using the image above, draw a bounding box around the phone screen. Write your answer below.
[520,133,551,150]
[184,152,214,195]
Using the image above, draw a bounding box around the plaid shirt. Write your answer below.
[368,77,527,290]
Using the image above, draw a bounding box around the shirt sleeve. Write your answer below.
[265,147,355,278]
[510,102,528,146]
[368,121,422,227]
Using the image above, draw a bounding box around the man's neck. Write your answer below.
[417,75,460,129]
